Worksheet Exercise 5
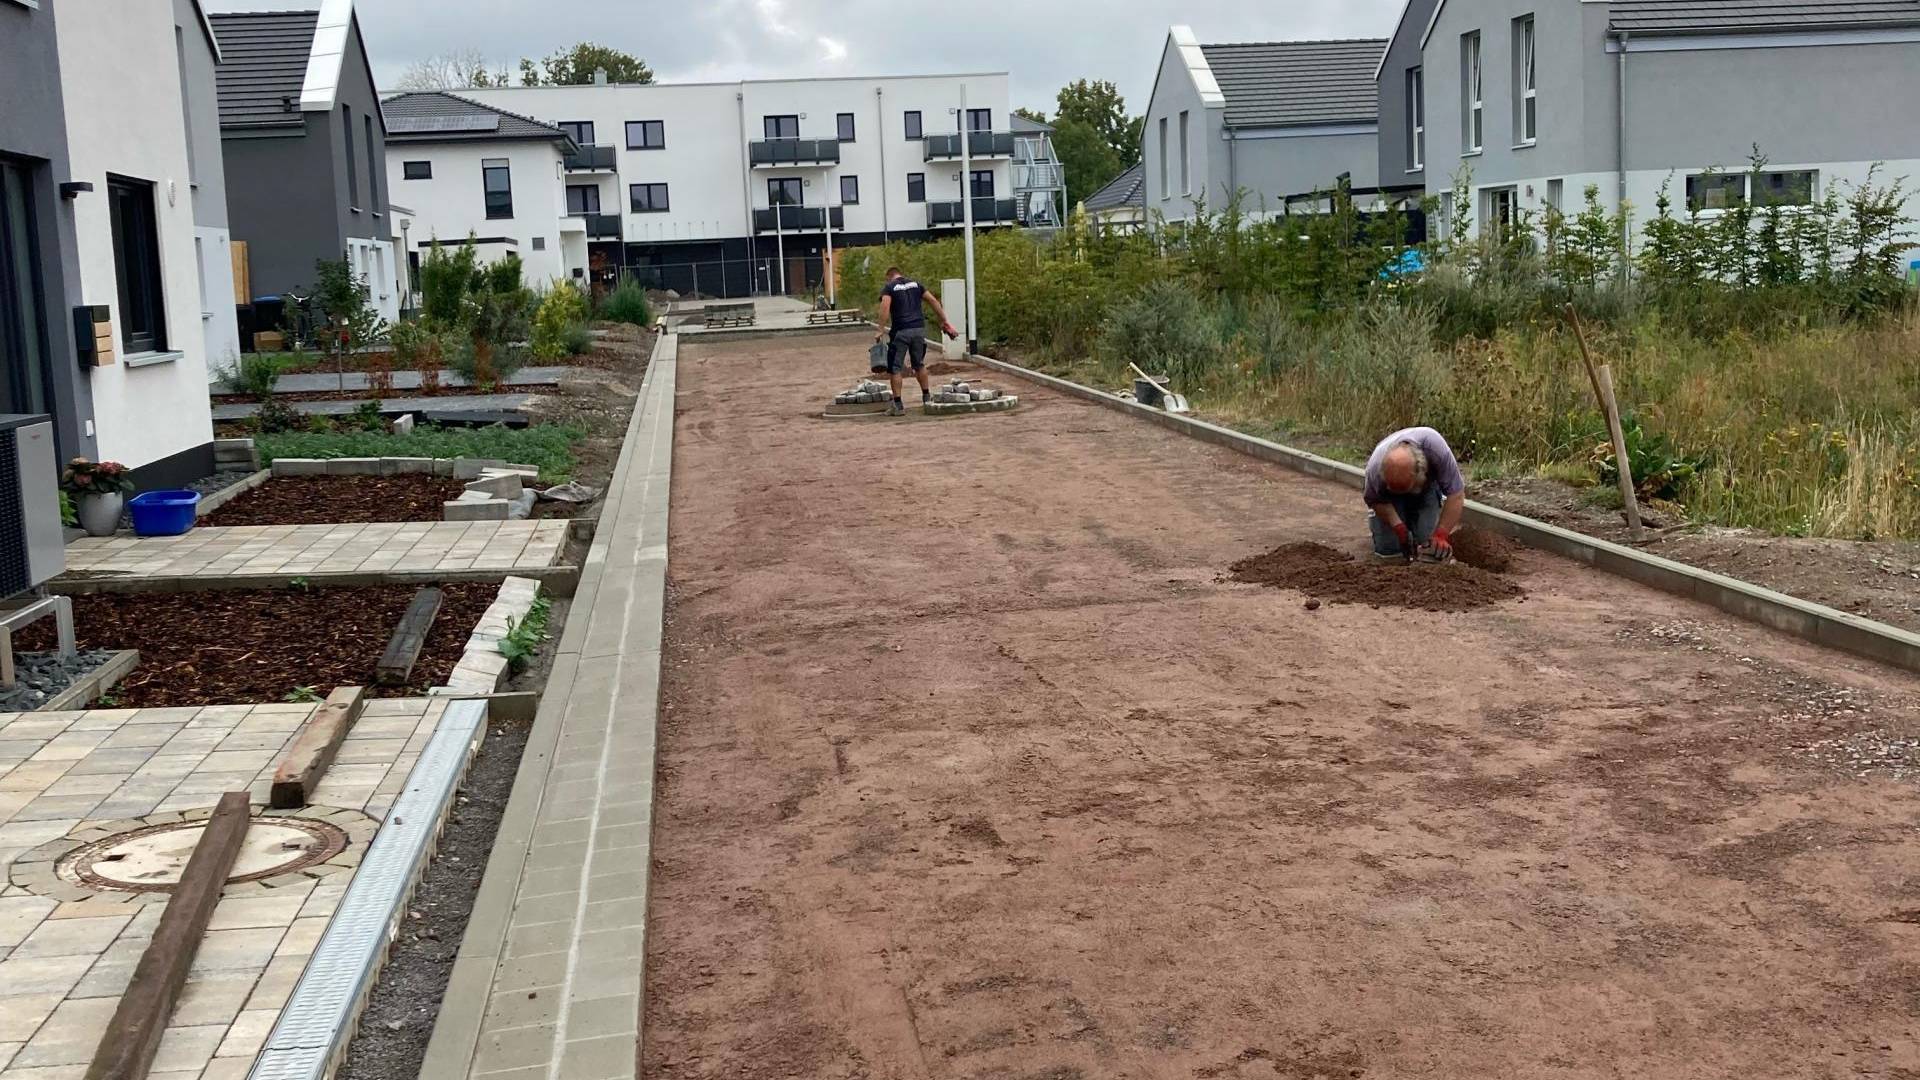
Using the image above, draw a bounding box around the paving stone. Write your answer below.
[0,895,56,948]
[563,994,639,1042]
[12,914,132,958]
[151,1023,225,1074]
[206,894,307,931]
[188,927,286,973]
[559,1032,639,1079]
[0,991,63,1042]
[473,1024,558,1074]
[213,1008,277,1059]
[172,974,257,1026]
[11,996,118,1068]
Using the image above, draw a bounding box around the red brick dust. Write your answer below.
[1228,541,1522,612]
[645,329,1920,1080]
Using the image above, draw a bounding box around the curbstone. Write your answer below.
[392,414,416,436]
[464,473,525,499]
[444,498,511,522]
[272,459,326,478]
[323,457,383,476]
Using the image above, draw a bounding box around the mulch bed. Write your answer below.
[201,475,466,526]
[14,583,499,707]
[1227,541,1524,612]
[211,385,538,406]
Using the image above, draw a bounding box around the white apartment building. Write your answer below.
[454,73,1019,298]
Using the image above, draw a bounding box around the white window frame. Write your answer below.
[1463,31,1483,155]
[1407,67,1425,171]
[1516,15,1537,147]
[1178,110,1191,195]
[1684,169,1820,214]
[1158,117,1170,199]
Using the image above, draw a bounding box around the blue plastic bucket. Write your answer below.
[127,490,200,537]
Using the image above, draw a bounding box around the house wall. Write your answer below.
[386,140,577,287]
[223,123,339,303]
[1142,40,1223,220]
[0,0,94,463]
[1227,127,1383,213]
[173,0,241,380]
[1378,0,1444,190]
[56,0,215,482]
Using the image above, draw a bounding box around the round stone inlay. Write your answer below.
[59,816,349,893]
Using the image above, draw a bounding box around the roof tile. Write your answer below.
[1199,39,1386,129]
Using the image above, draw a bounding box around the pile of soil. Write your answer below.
[15,583,498,707]
[1228,541,1523,612]
[1451,528,1519,573]
[201,475,467,526]
[925,361,972,377]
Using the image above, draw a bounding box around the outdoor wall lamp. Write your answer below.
[58,181,92,199]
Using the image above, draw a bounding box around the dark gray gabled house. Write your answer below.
[210,0,399,324]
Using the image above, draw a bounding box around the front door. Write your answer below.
[0,159,51,417]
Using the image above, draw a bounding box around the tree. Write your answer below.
[1051,118,1123,211]
[1054,79,1142,167]
[1014,106,1049,125]
[394,48,509,91]
[517,43,653,86]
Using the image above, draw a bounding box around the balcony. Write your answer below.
[923,131,1016,162]
[752,205,847,232]
[564,144,617,172]
[927,197,1020,228]
[1013,162,1064,191]
[749,138,841,168]
[567,212,621,239]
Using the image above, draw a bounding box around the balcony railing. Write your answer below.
[752,205,847,232]
[927,197,1020,228]
[923,131,1016,162]
[569,212,621,239]
[564,144,617,171]
[749,138,842,167]
[1013,163,1064,191]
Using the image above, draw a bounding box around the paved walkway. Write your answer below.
[420,336,675,1079]
[211,366,575,397]
[62,521,568,581]
[211,394,534,422]
[0,698,448,1078]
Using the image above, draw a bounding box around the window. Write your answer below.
[629,183,669,212]
[364,114,380,212]
[1514,15,1536,145]
[970,170,995,198]
[764,115,799,140]
[768,177,803,206]
[906,172,926,203]
[342,104,358,206]
[965,108,992,132]
[1755,169,1818,206]
[1157,117,1169,197]
[1685,170,1817,211]
[1462,31,1483,154]
[482,158,512,220]
[1546,178,1564,213]
[566,184,601,215]
[625,120,665,150]
[531,236,546,251]
[403,160,432,180]
[905,111,923,140]
[1407,67,1425,170]
[837,113,856,142]
[0,160,52,415]
[1481,185,1517,239]
[107,176,167,354]
[840,175,860,205]
[560,121,595,146]
[1178,110,1191,194]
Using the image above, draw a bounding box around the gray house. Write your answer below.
[1411,0,1920,239]
[210,0,400,324]
[1141,26,1386,222]
[1375,0,1445,200]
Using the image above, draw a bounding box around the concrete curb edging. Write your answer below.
[419,331,678,1078]
[196,469,272,517]
[440,576,543,694]
[967,353,1920,676]
[52,564,582,599]
[34,650,139,711]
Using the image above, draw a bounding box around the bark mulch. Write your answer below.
[1227,541,1524,612]
[15,583,499,707]
[211,385,534,406]
[201,475,467,526]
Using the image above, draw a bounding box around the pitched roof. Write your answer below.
[1084,162,1145,212]
[1011,114,1053,134]
[208,10,319,129]
[382,92,572,144]
[1609,0,1920,33]
[1198,39,1386,129]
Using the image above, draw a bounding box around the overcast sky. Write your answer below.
[204,0,1404,113]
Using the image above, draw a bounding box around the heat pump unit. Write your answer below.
[0,415,64,600]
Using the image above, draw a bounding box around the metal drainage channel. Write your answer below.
[249,699,488,1080]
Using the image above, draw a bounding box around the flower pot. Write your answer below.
[75,492,124,537]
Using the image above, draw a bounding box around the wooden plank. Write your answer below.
[231,240,250,305]
[84,791,251,1080]
[269,686,370,809]
[376,587,444,687]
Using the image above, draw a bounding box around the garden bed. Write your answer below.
[199,474,468,526]
[211,385,534,406]
[13,583,500,707]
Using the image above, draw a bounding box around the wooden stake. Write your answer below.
[85,791,252,1080]
[1565,304,1644,542]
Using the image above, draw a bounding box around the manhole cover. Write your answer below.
[59,817,349,893]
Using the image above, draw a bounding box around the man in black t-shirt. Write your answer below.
[876,267,958,416]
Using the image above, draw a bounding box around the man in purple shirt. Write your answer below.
[1362,426,1466,562]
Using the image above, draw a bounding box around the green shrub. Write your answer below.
[350,400,385,432]
[531,283,590,361]
[419,239,478,327]
[1098,279,1221,386]
[229,353,285,399]
[254,399,304,434]
[599,279,651,326]
[562,321,593,356]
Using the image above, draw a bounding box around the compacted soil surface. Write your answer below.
[199,474,467,526]
[648,333,1920,1079]
[16,583,497,706]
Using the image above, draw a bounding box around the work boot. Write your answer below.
[888,398,905,417]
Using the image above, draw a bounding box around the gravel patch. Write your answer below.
[0,649,121,712]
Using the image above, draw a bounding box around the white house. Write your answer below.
[458,73,1019,298]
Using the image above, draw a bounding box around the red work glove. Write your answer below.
[942,321,959,339]
[1392,522,1413,560]
[1428,526,1455,562]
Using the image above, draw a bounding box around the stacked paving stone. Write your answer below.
[445,461,542,521]
[924,377,1020,416]
[833,378,894,406]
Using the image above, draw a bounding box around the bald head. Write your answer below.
[1381,441,1430,495]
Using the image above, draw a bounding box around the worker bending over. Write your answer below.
[875,267,959,417]
[1364,426,1466,562]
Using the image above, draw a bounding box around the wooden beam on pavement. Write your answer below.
[84,791,252,1080]
[269,686,370,809]
[376,587,444,687]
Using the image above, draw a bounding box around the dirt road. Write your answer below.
[647,330,1920,1079]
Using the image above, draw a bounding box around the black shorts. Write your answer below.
[888,327,929,373]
